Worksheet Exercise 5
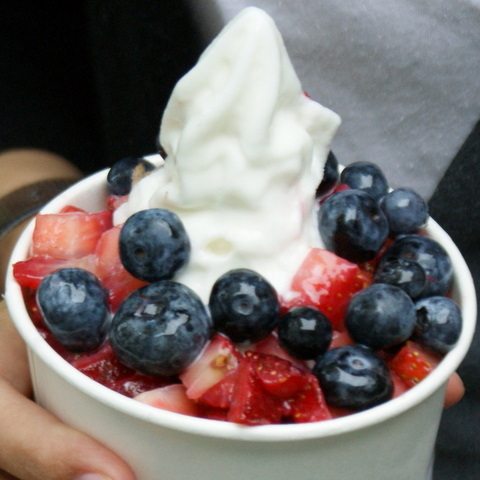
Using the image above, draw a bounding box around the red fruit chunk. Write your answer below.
[282,248,372,330]
[287,373,332,423]
[13,254,97,289]
[135,384,201,417]
[228,357,285,426]
[197,369,238,409]
[32,209,112,259]
[107,195,129,211]
[180,334,242,400]
[252,333,306,369]
[388,341,440,388]
[94,226,147,311]
[108,373,174,398]
[70,342,134,387]
[245,351,309,398]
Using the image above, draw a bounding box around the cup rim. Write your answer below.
[5,168,477,443]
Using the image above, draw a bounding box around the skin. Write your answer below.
[0,149,463,480]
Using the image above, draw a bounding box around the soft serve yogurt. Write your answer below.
[115,7,341,301]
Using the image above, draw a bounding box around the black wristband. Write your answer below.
[0,178,76,238]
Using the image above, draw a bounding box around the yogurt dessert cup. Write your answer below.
[5,7,477,480]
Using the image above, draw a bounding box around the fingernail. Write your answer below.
[75,474,112,480]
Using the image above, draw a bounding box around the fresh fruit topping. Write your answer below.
[316,151,339,198]
[339,161,389,201]
[119,208,191,283]
[413,296,462,354]
[108,373,173,398]
[209,268,280,343]
[278,306,332,360]
[109,281,211,377]
[32,210,112,259]
[378,234,453,297]
[373,257,427,299]
[36,268,110,352]
[282,248,372,331]
[287,373,332,423]
[135,384,201,417]
[180,334,241,401]
[107,156,155,196]
[245,351,309,398]
[380,187,429,235]
[313,344,393,410]
[94,225,147,311]
[227,357,285,425]
[388,341,439,388]
[318,189,389,263]
[345,283,416,350]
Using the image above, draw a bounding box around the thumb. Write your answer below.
[0,379,136,480]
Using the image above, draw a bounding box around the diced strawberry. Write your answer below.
[318,182,350,204]
[180,334,242,400]
[388,341,440,389]
[107,195,129,211]
[197,369,238,409]
[59,205,86,213]
[252,333,307,369]
[70,342,134,387]
[287,373,332,423]
[227,357,285,425]
[94,226,147,311]
[245,351,310,398]
[108,373,174,398]
[32,210,113,260]
[135,384,201,417]
[329,329,355,349]
[201,407,229,422]
[389,369,409,399]
[281,248,372,331]
[13,254,97,289]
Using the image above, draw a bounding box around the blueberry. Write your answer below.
[374,257,427,299]
[378,234,453,297]
[340,161,389,201]
[209,269,280,343]
[107,157,155,196]
[37,268,109,352]
[316,151,340,198]
[345,283,416,349]
[277,306,332,360]
[119,208,190,282]
[413,296,462,354]
[380,187,429,235]
[109,281,211,376]
[313,344,393,410]
[318,189,389,263]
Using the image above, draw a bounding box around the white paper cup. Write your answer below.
[5,169,477,480]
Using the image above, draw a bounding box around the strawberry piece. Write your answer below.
[70,342,134,387]
[245,351,309,398]
[329,329,355,349]
[107,195,129,211]
[252,333,307,369]
[94,226,147,311]
[287,373,332,423]
[108,373,174,398]
[13,254,97,289]
[388,341,440,388]
[228,357,285,425]
[32,209,113,259]
[135,384,201,417]
[197,369,238,409]
[281,248,372,331]
[180,334,242,401]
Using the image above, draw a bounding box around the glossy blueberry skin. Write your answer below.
[374,257,427,299]
[413,296,462,354]
[316,151,339,198]
[107,157,155,196]
[110,281,212,376]
[378,234,453,297]
[340,161,389,201]
[345,283,416,349]
[278,306,333,360]
[318,189,389,263]
[119,208,190,283]
[37,268,109,352]
[209,269,280,344]
[380,187,429,235]
[313,344,393,410]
